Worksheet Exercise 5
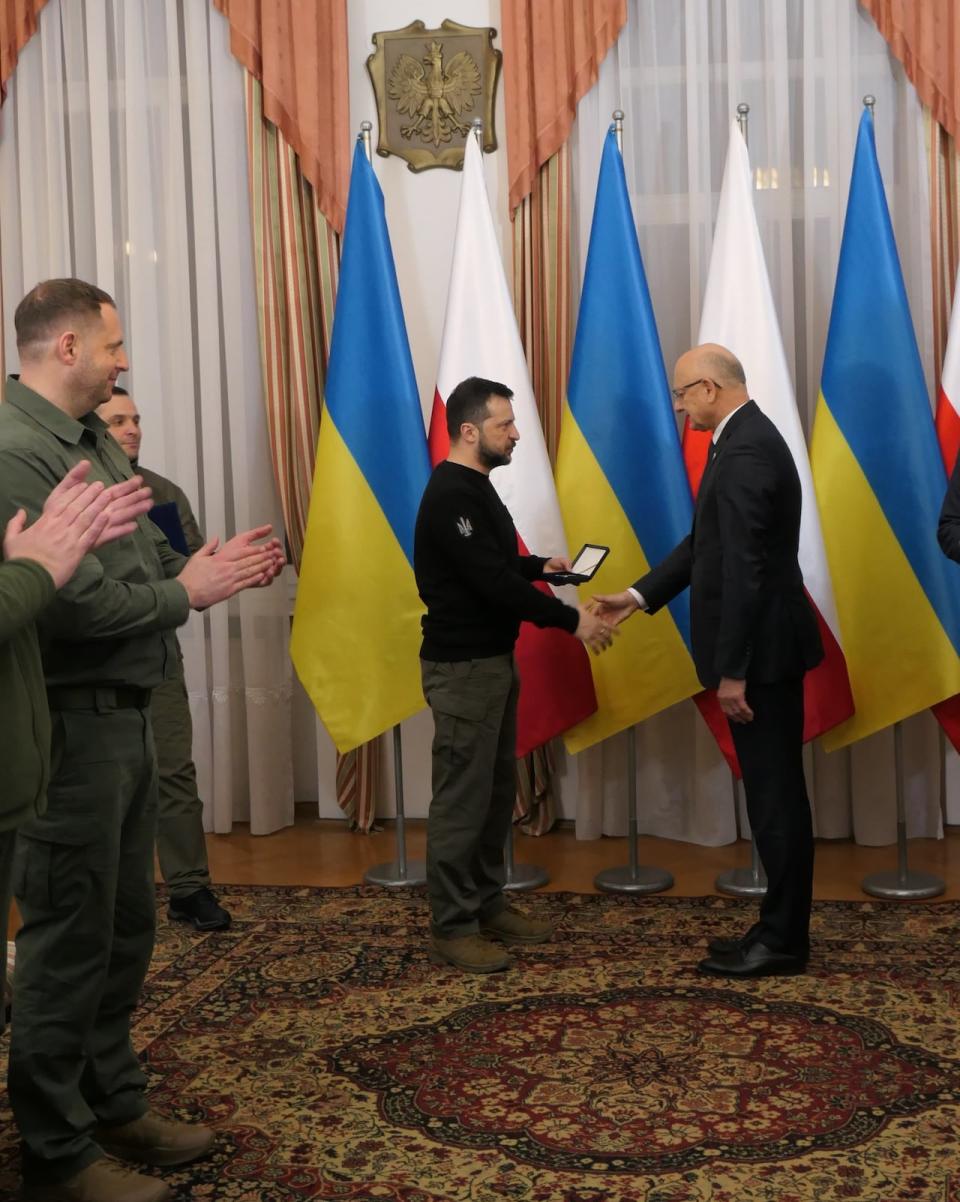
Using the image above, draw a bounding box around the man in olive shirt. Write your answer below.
[0,462,153,1032]
[98,386,231,933]
[0,279,284,1202]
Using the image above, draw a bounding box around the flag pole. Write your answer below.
[713,101,768,899]
[359,119,373,162]
[593,108,673,896]
[715,772,767,896]
[852,92,942,901]
[353,118,426,888]
[862,721,944,898]
[364,724,426,887]
[466,114,550,892]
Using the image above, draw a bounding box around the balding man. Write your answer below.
[595,345,823,978]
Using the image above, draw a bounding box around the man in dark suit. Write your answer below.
[594,344,823,978]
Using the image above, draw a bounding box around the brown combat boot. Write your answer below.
[94,1110,215,1167]
[481,906,554,944]
[429,933,513,973]
[22,1157,171,1202]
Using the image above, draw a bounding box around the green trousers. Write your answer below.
[421,654,519,939]
[152,656,210,899]
[9,703,157,1186]
[0,829,14,1035]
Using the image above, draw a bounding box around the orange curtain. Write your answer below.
[512,144,573,466]
[0,0,47,105]
[501,0,626,213]
[861,0,960,144]
[213,0,349,234]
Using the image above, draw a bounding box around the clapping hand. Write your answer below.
[3,461,153,590]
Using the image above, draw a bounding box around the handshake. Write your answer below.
[543,557,641,656]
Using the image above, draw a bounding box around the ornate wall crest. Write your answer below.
[366,19,501,172]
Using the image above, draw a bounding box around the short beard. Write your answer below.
[477,437,512,470]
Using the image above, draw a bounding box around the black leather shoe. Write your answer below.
[698,940,807,979]
[168,887,231,932]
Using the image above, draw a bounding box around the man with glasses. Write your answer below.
[594,344,822,979]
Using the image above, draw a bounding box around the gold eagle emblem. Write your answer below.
[388,40,481,147]
[367,20,501,172]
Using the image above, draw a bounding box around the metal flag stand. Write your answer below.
[715,774,767,897]
[593,108,673,897]
[708,100,768,902]
[862,721,944,899]
[352,120,424,889]
[595,723,674,894]
[364,722,427,888]
[858,94,943,902]
[503,823,550,891]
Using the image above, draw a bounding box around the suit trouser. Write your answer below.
[729,676,814,954]
[421,655,519,939]
[9,704,157,1186]
[151,660,211,899]
[0,829,15,1035]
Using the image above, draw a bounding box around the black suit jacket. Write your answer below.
[634,400,823,689]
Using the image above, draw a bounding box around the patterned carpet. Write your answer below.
[2,887,960,1201]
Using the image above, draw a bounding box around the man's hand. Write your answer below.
[177,526,283,609]
[93,475,154,546]
[214,525,286,587]
[590,590,640,626]
[543,556,573,574]
[3,461,130,589]
[575,605,615,654]
[717,676,753,723]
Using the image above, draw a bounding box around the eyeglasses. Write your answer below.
[670,378,719,401]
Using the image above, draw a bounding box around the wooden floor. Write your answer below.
[9,817,957,939]
[203,811,960,902]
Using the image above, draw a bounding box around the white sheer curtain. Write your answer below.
[0,0,294,835]
[564,0,952,845]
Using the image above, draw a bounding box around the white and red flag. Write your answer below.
[685,121,854,752]
[429,134,597,755]
[932,265,960,749]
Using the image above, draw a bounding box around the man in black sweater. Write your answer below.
[414,376,611,973]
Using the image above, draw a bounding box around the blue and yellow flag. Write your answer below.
[291,142,430,752]
[811,109,960,749]
[556,130,702,753]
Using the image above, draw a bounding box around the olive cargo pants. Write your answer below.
[9,699,157,1186]
[421,654,519,939]
[151,654,210,899]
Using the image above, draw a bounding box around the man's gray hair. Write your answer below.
[702,347,746,387]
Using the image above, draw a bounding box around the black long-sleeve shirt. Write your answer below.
[414,461,579,661]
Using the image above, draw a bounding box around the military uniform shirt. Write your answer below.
[136,464,205,555]
[0,377,190,690]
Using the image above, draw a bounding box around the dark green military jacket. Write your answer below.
[136,465,205,555]
[0,559,55,831]
[0,377,190,692]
